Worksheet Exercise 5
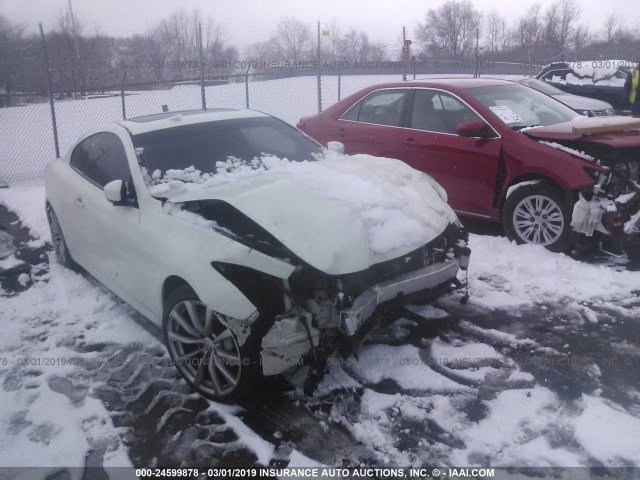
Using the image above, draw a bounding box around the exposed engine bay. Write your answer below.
[545,141,640,256]
[192,197,471,395]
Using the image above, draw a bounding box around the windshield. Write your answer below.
[465,84,579,129]
[131,116,323,180]
[519,78,565,96]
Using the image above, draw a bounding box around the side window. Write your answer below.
[410,90,482,134]
[341,102,361,121]
[70,132,132,187]
[340,89,408,127]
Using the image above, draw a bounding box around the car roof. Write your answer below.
[119,108,270,135]
[368,78,516,89]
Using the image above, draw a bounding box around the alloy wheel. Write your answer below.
[166,300,242,398]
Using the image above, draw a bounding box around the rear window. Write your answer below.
[131,116,323,178]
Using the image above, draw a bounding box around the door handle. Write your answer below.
[337,128,347,137]
[403,137,416,147]
[74,197,85,209]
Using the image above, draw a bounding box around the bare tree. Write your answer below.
[558,0,580,51]
[415,0,481,58]
[542,3,560,48]
[0,16,27,106]
[512,4,542,49]
[58,0,86,96]
[603,13,624,42]
[321,18,342,63]
[245,40,276,66]
[572,24,592,60]
[485,10,507,54]
[272,17,311,63]
[340,27,373,64]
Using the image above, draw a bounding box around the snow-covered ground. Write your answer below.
[2,185,640,473]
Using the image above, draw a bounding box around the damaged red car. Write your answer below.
[298,79,640,257]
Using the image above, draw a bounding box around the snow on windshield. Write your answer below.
[148,152,457,255]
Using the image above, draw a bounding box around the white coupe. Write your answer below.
[45,109,470,403]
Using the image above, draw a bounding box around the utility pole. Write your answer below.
[67,0,84,96]
[402,27,407,81]
[474,28,479,78]
[317,21,322,113]
[198,22,206,110]
[40,23,60,159]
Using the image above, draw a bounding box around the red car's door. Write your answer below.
[335,88,409,156]
[399,88,502,216]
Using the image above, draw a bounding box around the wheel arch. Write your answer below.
[161,275,193,306]
[498,173,565,214]
[159,263,286,326]
[160,268,259,323]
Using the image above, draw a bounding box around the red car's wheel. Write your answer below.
[502,183,572,252]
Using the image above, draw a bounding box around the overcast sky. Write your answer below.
[1,0,639,51]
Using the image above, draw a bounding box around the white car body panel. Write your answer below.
[166,156,458,274]
[46,123,275,323]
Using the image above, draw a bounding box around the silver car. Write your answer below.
[516,77,615,117]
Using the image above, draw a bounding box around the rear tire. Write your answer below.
[502,183,573,252]
[162,286,263,403]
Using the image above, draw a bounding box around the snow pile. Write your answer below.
[149,153,457,255]
[146,157,273,197]
[462,234,640,308]
[0,186,50,247]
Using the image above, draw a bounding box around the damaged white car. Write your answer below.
[45,109,470,403]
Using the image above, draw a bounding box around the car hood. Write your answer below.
[523,116,640,147]
[155,154,459,274]
[552,93,613,111]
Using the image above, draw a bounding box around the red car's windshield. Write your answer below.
[465,84,579,129]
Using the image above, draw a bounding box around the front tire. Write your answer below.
[46,204,77,269]
[163,286,262,403]
[502,183,572,252]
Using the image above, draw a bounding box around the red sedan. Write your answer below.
[298,79,640,254]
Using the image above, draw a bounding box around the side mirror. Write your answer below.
[456,120,489,138]
[104,179,124,204]
[327,141,345,154]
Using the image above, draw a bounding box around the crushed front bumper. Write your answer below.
[338,258,459,336]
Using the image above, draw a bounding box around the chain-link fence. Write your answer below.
[0,62,530,186]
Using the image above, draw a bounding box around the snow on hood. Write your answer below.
[147,153,458,273]
[537,141,595,162]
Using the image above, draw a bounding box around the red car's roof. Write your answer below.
[352,78,515,91]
